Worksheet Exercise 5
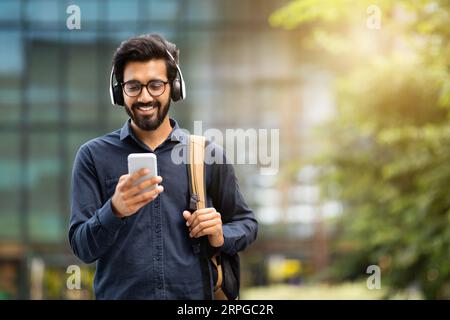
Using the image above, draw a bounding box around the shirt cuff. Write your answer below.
[97,199,126,234]
[221,225,236,254]
[205,241,222,258]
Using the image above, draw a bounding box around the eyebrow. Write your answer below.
[124,78,168,83]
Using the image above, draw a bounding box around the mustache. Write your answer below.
[131,101,161,109]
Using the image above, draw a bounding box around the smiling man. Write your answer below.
[68,34,258,299]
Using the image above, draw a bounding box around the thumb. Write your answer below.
[182,210,191,220]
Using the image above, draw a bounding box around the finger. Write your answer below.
[123,168,150,190]
[128,197,154,213]
[193,225,221,238]
[127,189,160,206]
[183,210,191,224]
[190,219,221,238]
[126,185,164,205]
[117,174,130,191]
[187,207,216,226]
[189,212,219,229]
[123,176,162,198]
[189,211,221,230]
[195,207,217,216]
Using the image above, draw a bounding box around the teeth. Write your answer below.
[138,106,154,111]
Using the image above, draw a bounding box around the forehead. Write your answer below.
[123,59,167,82]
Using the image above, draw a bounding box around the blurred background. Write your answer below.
[0,0,449,299]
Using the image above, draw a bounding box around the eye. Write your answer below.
[148,81,164,90]
[125,81,141,91]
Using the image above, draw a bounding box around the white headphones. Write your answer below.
[110,49,186,106]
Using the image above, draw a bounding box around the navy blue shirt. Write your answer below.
[69,118,258,299]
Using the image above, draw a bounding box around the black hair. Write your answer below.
[112,33,179,84]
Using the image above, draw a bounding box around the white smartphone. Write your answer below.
[127,153,158,194]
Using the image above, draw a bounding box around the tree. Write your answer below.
[270,0,450,298]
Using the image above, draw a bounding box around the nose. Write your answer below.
[137,85,154,103]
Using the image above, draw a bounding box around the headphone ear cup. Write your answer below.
[113,84,124,106]
[171,78,181,101]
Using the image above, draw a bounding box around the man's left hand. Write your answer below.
[182,208,224,247]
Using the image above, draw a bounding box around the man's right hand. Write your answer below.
[111,168,164,218]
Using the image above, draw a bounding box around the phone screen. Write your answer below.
[127,153,158,194]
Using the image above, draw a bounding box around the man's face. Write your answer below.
[122,59,171,131]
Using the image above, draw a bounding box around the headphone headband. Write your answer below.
[109,67,116,105]
[165,49,186,101]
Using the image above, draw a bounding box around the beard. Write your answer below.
[125,99,171,131]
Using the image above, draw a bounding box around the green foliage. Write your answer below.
[270,0,450,298]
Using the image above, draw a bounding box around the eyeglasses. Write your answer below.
[122,79,169,98]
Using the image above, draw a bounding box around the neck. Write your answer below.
[130,116,172,151]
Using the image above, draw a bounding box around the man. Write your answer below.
[68,34,258,299]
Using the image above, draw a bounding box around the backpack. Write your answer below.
[187,135,240,300]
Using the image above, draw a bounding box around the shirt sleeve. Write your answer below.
[68,144,126,264]
[207,143,258,256]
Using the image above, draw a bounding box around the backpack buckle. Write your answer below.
[189,193,199,211]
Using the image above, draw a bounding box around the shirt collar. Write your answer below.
[120,118,188,145]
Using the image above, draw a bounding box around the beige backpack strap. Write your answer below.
[188,135,227,300]
[189,135,206,210]
[211,254,223,291]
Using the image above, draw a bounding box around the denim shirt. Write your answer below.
[68,118,258,299]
